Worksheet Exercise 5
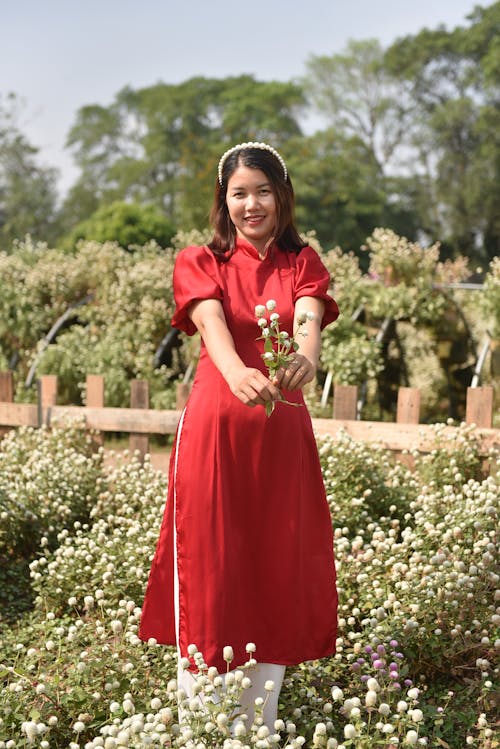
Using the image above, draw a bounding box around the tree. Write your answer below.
[385,1,500,263]
[304,39,412,174]
[61,201,176,251]
[0,94,59,248]
[288,131,418,258]
[63,76,305,233]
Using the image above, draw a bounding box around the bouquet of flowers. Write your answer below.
[254,299,313,416]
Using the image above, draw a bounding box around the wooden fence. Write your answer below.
[0,372,498,465]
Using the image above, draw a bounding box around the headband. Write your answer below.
[218,141,288,185]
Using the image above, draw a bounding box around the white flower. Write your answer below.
[263,352,274,361]
[151,697,162,710]
[407,687,420,701]
[73,721,86,733]
[246,642,256,653]
[255,304,266,317]
[406,730,419,745]
[306,311,315,320]
[344,724,357,739]
[270,312,280,321]
[22,722,39,741]
[264,680,275,691]
[223,645,234,662]
[410,708,423,722]
[365,690,378,706]
[266,299,276,311]
[258,317,268,327]
[331,687,344,701]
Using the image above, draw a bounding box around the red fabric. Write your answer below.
[139,239,338,672]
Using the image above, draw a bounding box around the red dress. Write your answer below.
[139,238,339,673]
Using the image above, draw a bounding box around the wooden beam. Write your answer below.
[0,403,38,427]
[311,418,499,454]
[40,405,181,433]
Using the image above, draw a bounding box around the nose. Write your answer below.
[245,192,261,210]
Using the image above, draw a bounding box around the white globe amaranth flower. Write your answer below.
[344,724,357,739]
[223,645,234,662]
[406,730,419,745]
[264,680,275,691]
[245,642,256,653]
[255,304,266,318]
[266,299,277,311]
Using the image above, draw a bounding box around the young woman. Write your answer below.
[139,142,339,726]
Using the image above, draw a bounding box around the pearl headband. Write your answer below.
[218,141,288,185]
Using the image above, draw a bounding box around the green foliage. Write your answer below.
[320,317,384,386]
[385,1,500,263]
[62,201,176,252]
[0,95,59,247]
[0,424,497,747]
[0,239,179,408]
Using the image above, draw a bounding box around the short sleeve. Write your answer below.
[294,246,339,328]
[171,246,223,335]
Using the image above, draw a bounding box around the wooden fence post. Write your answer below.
[397,387,421,424]
[466,386,494,428]
[129,379,149,463]
[0,371,14,438]
[38,375,58,426]
[333,384,358,420]
[0,372,14,402]
[176,382,191,410]
[86,374,105,447]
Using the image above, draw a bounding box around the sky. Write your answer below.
[1,0,481,196]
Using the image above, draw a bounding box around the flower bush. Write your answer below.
[0,424,498,748]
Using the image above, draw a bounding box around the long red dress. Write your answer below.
[139,238,339,673]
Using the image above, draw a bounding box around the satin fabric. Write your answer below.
[139,239,339,673]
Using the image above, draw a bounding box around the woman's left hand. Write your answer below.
[273,354,316,391]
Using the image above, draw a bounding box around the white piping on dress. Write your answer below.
[173,407,187,650]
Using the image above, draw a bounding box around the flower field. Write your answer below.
[0,424,498,748]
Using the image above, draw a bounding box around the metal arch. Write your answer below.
[24,294,94,388]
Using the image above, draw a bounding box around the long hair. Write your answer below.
[208,146,306,261]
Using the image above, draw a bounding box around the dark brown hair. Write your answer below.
[207,146,306,261]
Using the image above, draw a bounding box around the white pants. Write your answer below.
[177,660,285,729]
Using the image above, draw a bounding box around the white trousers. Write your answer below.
[177,660,285,728]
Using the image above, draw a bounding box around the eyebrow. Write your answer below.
[229,181,271,191]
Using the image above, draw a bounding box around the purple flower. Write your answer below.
[390,640,399,648]
[365,646,373,654]
[373,659,384,669]
[357,658,366,666]
[360,675,369,682]
[390,671,399,680]
[390,663,398,670]
[377,645,386,655]
[404,679,413,686]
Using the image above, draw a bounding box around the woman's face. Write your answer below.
[226,165,277,255]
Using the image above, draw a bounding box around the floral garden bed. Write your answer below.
[0,425,498,748]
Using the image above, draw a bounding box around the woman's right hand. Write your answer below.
[225,364,281,408]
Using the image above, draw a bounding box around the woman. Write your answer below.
[139,142,339,726]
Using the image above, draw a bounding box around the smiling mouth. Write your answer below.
[245,215,265,223]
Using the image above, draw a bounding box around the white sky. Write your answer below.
[1,0,480,196]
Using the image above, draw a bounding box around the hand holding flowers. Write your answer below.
[255,299,315,416]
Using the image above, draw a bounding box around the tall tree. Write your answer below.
[304,39,412,174]
[0,94,59,248]
[385,1,500,262]
[62,76,305,232]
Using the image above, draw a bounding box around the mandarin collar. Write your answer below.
[234,237,276,262]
